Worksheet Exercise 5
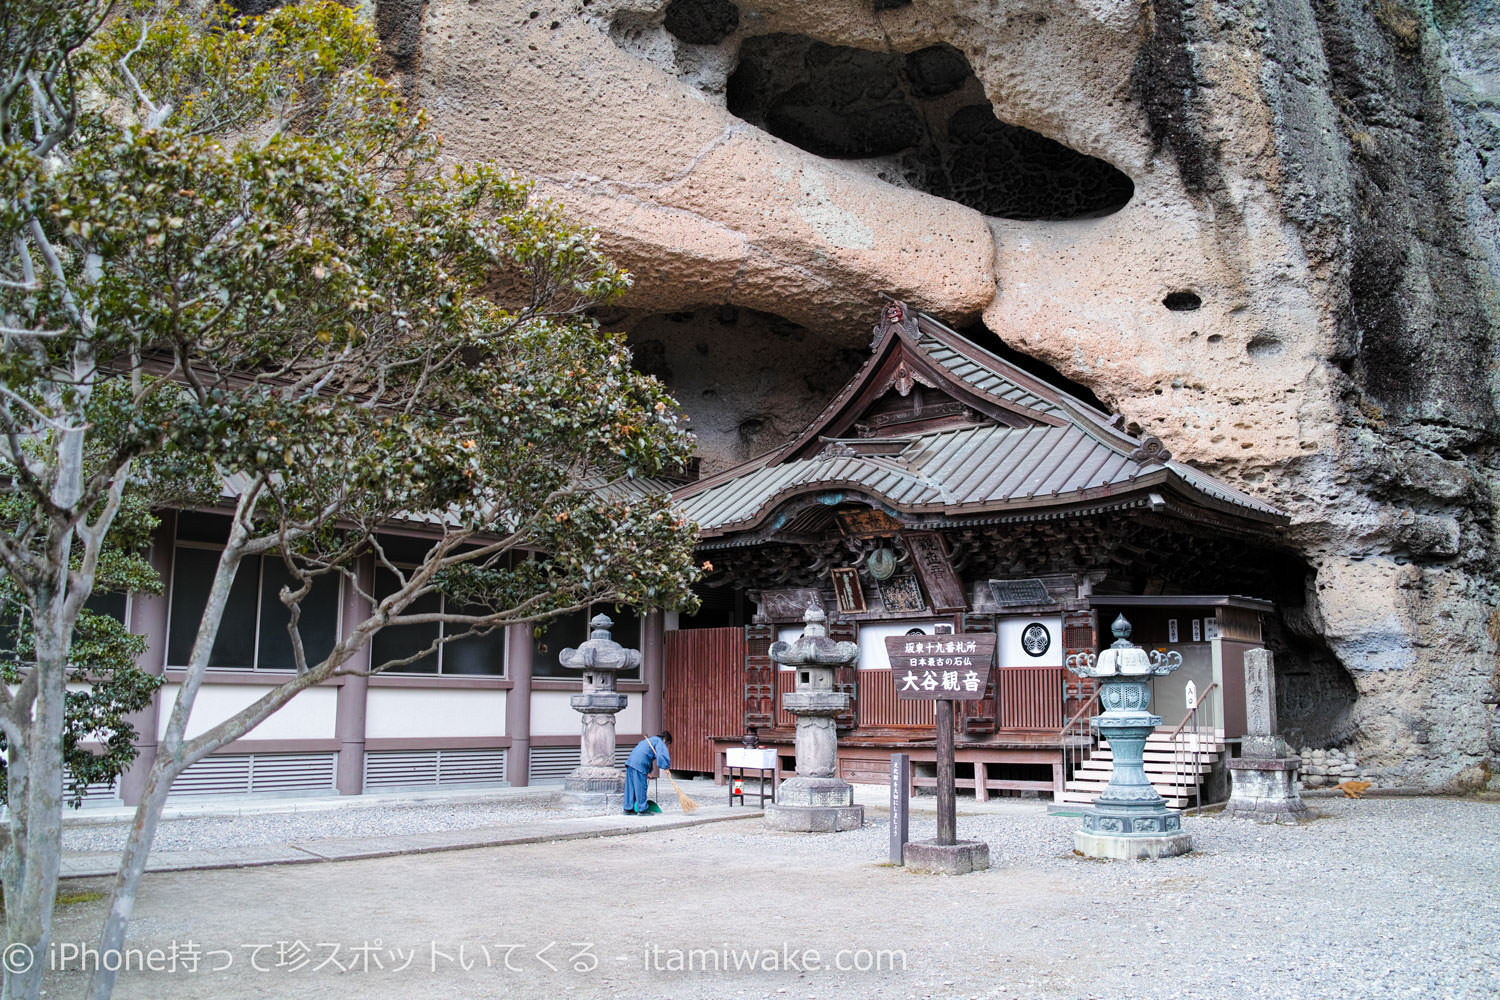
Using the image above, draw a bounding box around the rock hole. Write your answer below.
[663,0,740,46]
[725,35,1133,220]
[1163,291,1202,311]
[1247,332,1284,359]
[1206,334,1223,344]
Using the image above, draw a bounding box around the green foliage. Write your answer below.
[0,603,163,809]
[0,0,700,692]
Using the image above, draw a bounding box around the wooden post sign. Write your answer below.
[885,634,997,700]
[884,634,996,846]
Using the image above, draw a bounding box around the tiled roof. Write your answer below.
[671,304,1286,538]
[676,422,1282,535]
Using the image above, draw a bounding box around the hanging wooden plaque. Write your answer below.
[903,531,966,613]
[830,567,866,614]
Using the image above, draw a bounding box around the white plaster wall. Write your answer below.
[364,688,507,740]
[997,615,1063,668]
[529,689,644,736]
[157,683,338,741]
[855,619,949,671]
[530,690,582,735]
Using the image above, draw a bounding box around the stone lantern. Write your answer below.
[558,613,640,810]
[763,605,864,832]
[1065,614,1193,859]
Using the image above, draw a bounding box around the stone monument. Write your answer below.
[763,605,864,832]
[1224,648,1309,822]
[558,614,639,810]
[1067,614,1193,860]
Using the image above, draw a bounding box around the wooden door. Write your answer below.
[663,627,746,774]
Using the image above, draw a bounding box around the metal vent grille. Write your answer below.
[63,770,122,808]
[527,744,630,783]
[169,753,337,797]
[528,745,579,782]
[363,749,507,791]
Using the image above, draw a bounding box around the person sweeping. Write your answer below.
[624,731,672,816]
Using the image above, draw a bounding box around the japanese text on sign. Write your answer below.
[884,634,996,701]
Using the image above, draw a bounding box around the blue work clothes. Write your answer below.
[626,736,670,775]
[624,737,670,814]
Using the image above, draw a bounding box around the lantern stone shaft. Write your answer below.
[1065,614,1193,860]
[558,614,639,810]
[763,605,864,833]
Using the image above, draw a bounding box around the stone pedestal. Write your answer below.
[1225,648,1308,823]
[1224,757,1309,823]
[903,839,989,874]
[763,776,864,832]
[762,606,864,833]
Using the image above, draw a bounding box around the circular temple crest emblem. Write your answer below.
[1020,623,1051,658]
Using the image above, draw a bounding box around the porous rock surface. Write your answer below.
[375,0,1499,788]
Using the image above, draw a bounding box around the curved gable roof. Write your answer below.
[672,302,1286,539]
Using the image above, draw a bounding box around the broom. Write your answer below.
[664,769,699,813]
[648,736,698,813]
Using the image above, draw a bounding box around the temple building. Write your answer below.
[658,301,1298,800]
[89,301,1299,807]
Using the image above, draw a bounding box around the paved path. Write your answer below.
[41,790,1500,1000]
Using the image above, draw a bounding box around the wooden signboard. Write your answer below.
[756,588,821,623]
[877,574,926,614]
[830,567,865,614]
[903,531,966,613]
[885,634,997,701]
[836,507,903,537]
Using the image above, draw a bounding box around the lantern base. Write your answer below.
[1074,828,1192,860]
[561,766,626,810]
[764,779,863,832]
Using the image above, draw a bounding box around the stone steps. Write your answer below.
[1059,729,1225,809]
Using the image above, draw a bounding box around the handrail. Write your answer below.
[1166,681,1219,815]
[1058,690,1099,737]
[1166,681,1219,742]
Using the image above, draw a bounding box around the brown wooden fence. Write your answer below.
[854,670,936,727]
[993,666,1065,730]
[663,627,746,774]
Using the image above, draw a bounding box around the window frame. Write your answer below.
[369,562,508,678]
[165,539,345,673]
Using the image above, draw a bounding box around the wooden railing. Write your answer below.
[1168,681,1219,814]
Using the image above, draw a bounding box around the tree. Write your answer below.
[0,494,166,810]
[0,3,700,998]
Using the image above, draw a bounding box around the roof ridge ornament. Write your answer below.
[1128,435,1172,465]
[871,298,919,351]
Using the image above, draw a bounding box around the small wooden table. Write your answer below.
[725,747,777,807]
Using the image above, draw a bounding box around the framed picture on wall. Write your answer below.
[831,567,866,614]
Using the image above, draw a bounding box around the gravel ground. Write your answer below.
[45,790,1500,1000]
[62,792,575,854]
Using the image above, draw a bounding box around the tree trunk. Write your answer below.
[85,764,172,1000]
[2,620,71,1000]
